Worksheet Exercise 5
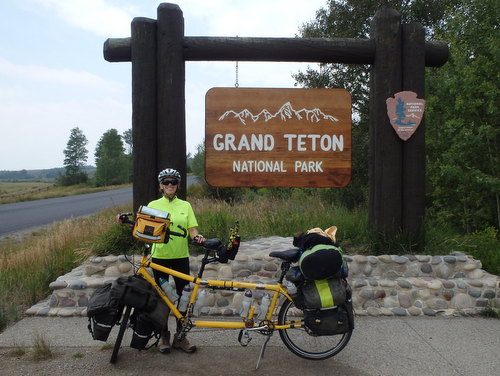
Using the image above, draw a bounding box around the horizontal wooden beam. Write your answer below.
[104,36,448,67]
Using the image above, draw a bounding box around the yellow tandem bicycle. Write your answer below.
[109,213,353,368]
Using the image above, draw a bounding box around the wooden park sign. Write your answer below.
[103,4,449,245]
[205,88,351,187]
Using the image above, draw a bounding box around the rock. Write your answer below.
[431,256,442,265]
[398,293,412,308]
[392,256,408,264]
[427,280,443,290]
[416,255,430,262]
[442,280,455,289]
[218,265,233,279]
[451,293,475,309]
[383,297,398,308]
[408,307,421,316]
[68,280,87,290]
[49,280,68,290]
[359,288,375,300]
[469,269,484,279]
[392,308,407,316]
[367,307,381,316]
[378,255,393,263]
[397,279,412,289]
[118,262,132,273]
[468,290,481,298]
[104,265,121,277]
[443,256,456,263]
[482,290,496,299]
[436,264,453,279]
[422,308,436,316]
[103,255,118,263]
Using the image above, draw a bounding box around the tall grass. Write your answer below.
[0,205,131,331]
[191,196,371,251]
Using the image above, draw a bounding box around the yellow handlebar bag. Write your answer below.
[132,206,171,243]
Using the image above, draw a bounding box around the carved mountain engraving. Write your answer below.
[218,101,339,125]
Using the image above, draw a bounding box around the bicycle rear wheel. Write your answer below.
[110,305,132,364]
[278,299,352,360]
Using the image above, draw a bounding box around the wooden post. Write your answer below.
[131,17,158,211]
[369,9,403,239]
[402,22,426,248]
[156,4,187,199]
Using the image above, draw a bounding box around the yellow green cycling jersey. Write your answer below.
[147,196,198,259]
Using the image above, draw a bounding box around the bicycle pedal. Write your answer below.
[238,329,252,347]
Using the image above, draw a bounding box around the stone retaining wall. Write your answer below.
[26,236,500,318]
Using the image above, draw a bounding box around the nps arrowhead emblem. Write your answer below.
[386,91,425,141]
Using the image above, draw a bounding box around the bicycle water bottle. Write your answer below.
[239,290,253,318]
[257,293,271,321]
[178,285,191,312]
[192,289,207,316]
[159,278,179,303]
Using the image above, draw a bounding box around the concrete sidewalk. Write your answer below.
[1,315,498,376]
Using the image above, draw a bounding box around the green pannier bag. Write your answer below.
[301,277,347,309]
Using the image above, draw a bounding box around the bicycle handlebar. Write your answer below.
[117,212,187,238]
[170,225,187,238]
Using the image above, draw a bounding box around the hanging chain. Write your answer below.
[235,35,239,88]
[235,61,239,88]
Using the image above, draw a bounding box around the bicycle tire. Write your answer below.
[278,299,352,360]
[110,305,132,364]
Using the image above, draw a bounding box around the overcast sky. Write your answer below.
[0,0,327,171]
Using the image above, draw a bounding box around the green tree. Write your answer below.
[426,0,500,231]
[60,127,88,186]
[295,0,459,209]
[94,129,129,186]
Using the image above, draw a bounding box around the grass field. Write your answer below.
[0,182,129,204]
[0,182,55,198]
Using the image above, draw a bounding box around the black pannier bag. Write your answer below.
[111,275,159,312]
[130,299,170,350]
[87,283,122,341]
[299,244,344,281]
[304,305,350,336]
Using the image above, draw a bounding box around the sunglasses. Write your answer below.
[161,179,178,186]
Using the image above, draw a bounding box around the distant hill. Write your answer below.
[0,166,96,180]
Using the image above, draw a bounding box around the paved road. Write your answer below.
[0,176,199,238]
[0,187,132,237]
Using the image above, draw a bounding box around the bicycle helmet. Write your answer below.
[158,168,181,182]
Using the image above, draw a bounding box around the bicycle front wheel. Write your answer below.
[278,299,352,360]
[110,305,131,364]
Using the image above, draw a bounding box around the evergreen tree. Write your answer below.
[60,127,88,186]
[94,129,129,186]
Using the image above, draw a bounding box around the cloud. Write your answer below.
[30,0,133,37]
[0,57,124,92]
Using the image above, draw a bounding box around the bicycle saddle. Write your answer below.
[269,248,301,262]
